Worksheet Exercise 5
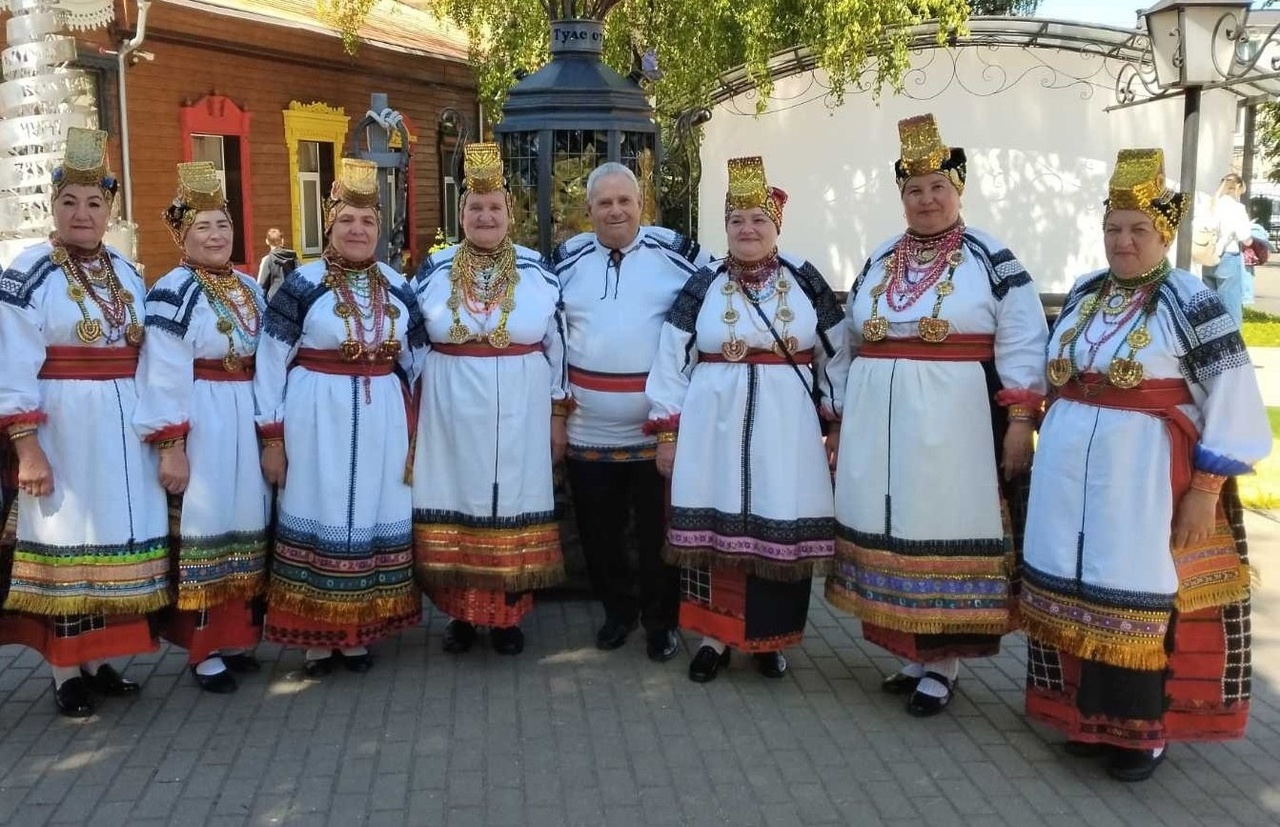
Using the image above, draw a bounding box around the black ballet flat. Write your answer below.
[1107,748,1166,782]
[190,667,238,694]
[341,652,373,673]
[1064,740,1111,758]
[688,646,731,683]
[881,670,923,695]
[906,672,957,717]
[443,620,478,654]
[221,653,262,673]
[55,677,94,718]
[753,651,789,679]
[302,656,334,679]
[80,664,140,696]
[490,626,525,656]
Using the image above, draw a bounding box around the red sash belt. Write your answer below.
[1055,374,1197,498]
[38,346,138,380]
[432,342,543,358]
[858,334,995,362]
[568,366,648,393]
[293,348,394,377]
[193,356,255,382]
[698,348,813,366]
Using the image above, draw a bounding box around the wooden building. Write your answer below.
[68,0,478,278]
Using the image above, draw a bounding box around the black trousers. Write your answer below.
[566,458,678,631]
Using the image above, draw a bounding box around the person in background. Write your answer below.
[1200,173,1252,325]
[257,227,297,302]
[552,161,711,661]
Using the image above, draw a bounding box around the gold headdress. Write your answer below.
[724,156,787,230]
[1103,148,1186,245]
[162,161,230,247]
[324,157,381,231]
[463,143,506,194]
[894,114,966,194]
[52,127,118,200]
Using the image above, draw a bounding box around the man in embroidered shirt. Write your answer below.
[552,162,712,661]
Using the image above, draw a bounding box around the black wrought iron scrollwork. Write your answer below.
[1212,10,1280,83]
[658,107,711,238]
[437,107,475,185]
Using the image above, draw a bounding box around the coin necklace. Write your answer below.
[862,247,964,343]
[446,239,518,348]
[188,263,262,372]
[1047,260,1169,389]
[52,239,143,346]
[323,256,400,365]
[721,253,795,361]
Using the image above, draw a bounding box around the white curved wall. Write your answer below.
[697,43,1239,292]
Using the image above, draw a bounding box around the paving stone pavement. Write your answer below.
[2,515,1280,827]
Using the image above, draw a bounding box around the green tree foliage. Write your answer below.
[967,0,1040,12]
[418,0,979,120]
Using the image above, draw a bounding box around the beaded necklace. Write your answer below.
[446,239,518,348]
[720,251,797,360]
[321,253,401,365]
[862,224,966,344]
[1047,259,1170,389]
[50,237,143,346]
[186,261,262,372]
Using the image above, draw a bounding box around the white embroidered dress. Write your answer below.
[0,242,168,614]
[133,265,270,608]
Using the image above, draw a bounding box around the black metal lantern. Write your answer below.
[496,19,660,256]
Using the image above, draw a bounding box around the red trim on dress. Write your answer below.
[0,411,46,430]
[143,422,191,444]
[643,415,680,436]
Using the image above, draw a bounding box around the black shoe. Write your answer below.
[753,651,789,679]
[221,653,262,673]
[443,620,477,654]
[906,672,957,717]
[190,666,238,694]
[55,677,94,718]
[688,646,731,683]
[596,616,638,651]
[881,670,923,695]
[302,656,334,678]
[491,626,525,655]
[80,664,140,696]
[1107,748,1166,782]
[341,652,373,673]
[1064,740,1110,758]
[646,629,680,663]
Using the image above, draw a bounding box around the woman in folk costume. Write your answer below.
[826,114,1048,716]
[0,127,169,717]
[134,162,269,693]
[647,156,846,683]
[1022,149,1270,782]
[254,158,426,677]
[412,143,567,656]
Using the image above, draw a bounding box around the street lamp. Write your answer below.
[1133,0,1251,268]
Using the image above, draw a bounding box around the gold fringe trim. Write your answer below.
[176,576,266,612]
[1020,611,1168,672]
[852,603,1013,638]
[661,544,832,582]
[2,588,172,617]
[1175,564,1251,614]
[266,583,420,625]
[415,564,566,593]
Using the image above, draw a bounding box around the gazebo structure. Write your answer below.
[495,19,658,256]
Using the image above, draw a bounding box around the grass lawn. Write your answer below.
[1238,405,1280,510]
[1243,307,1280,348]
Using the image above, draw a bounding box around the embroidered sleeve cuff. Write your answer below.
[256,422,285,441]
[143,422,191,444]
[642,414,681,436]
[1194,444,1253,476]
[0,410,46,431]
